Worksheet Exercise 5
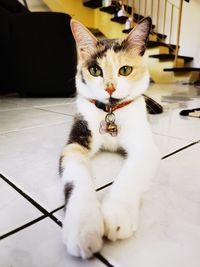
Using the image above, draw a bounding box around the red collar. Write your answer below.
[89,98,134,112]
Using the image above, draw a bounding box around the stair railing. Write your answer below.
[130,0,186,67]
[174,0,184,67]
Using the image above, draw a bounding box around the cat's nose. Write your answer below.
[106,83,116,96]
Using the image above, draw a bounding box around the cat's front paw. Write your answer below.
[62,200,104,259]
[102,195,139,242]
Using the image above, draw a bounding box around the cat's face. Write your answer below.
[71,17,152,104]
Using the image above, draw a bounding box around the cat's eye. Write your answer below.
[119,66,133,76]
[89,66,102,77]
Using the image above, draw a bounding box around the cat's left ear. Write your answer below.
[123,17,152,56]
[71,20,98,59]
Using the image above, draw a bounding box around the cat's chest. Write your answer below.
[77,97,147,151]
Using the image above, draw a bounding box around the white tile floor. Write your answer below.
[0,83,200,267]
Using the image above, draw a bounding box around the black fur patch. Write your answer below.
[64,182,74,206]
[88,39,124,64]
[59,155,64,175]
[80,70,86,84]
[68,114,92,149]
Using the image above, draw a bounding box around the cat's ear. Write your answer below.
[123,17,152,56]
[71,20,98,59]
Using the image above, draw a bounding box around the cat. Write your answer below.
[59,17,160,259]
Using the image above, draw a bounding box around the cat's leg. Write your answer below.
[102,140,160,241]
[60,143,104,259]
[59,116,104,259]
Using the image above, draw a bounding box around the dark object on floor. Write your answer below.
[180,108,200,118]
[0,0,77,97]
[143,94,163,114]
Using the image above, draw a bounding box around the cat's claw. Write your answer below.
[62,201,104,259]
[102,195,139,242]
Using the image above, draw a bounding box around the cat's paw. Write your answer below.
[102,195,139,242]
[62,200,104,259]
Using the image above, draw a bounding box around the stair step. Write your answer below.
[153,32,167,40]
[111,16,128,24]
[163,67,200,72]
[149,54,193,63]
[99,5,118,14]
[122,23,155,34]
[88,28,106,39]
[83,0,102,8]
[147,40,178,51]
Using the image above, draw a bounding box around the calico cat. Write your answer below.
[59,17,160,259]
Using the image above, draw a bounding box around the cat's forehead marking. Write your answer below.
[95,39,123,58]
[86,39,125,67]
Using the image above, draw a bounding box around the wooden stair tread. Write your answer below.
[88,28,106,38]
[164,67,200,72]
[153,32,167,40]
[149,54,193,63]
[83,0,102,8]
[147,40,177,50]
[111,16,128,24]
[99,5,117,14]
[122,23,155,34]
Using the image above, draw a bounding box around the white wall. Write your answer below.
[180,0,200,67]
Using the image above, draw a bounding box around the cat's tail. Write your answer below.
[143,94,163,114]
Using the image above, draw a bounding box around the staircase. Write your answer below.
[43,0,200,83]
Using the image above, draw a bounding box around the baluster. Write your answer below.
[144,0,147,17]
[151,0,154,19]
[174,0,183,67]
[131,0,134,27]
[156,0,160,33]
[138,0,141,20]
[169,4,174,44]
[163,0,167,39]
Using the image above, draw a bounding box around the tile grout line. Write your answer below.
[0,174,114,267]
[161,140,200,159]
[0,215,47,240]
[35,107,74,117]
[1,140,199,266]
[0,173,62,227]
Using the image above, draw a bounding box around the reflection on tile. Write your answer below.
[37,102,77,116]
[0,122,73,211]
[0,108,71,134]
[101,144,200,267]
[0,97,73,109]
[0,178,41,236]
[149,108,200,141]
[0,219,105,267]
[153,134,192,157]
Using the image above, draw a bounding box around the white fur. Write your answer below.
[61,18,159,259]
[61,95,160,258]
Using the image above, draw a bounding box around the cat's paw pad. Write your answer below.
[62,204,104,259]
[102,196,139,242]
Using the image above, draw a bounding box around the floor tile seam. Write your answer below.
[50,139,200,216]
[161,140,200,159]
[0,107,34,112]
[0,121,71,135]
[2,139,198,266]
[0,173,62,227]
[0,214,47,240]
[152,131,199,142]
[34,107,74,117]
[34,102,76,108]
[0,191,114,267]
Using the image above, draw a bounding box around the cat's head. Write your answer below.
[71,17,152,104]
